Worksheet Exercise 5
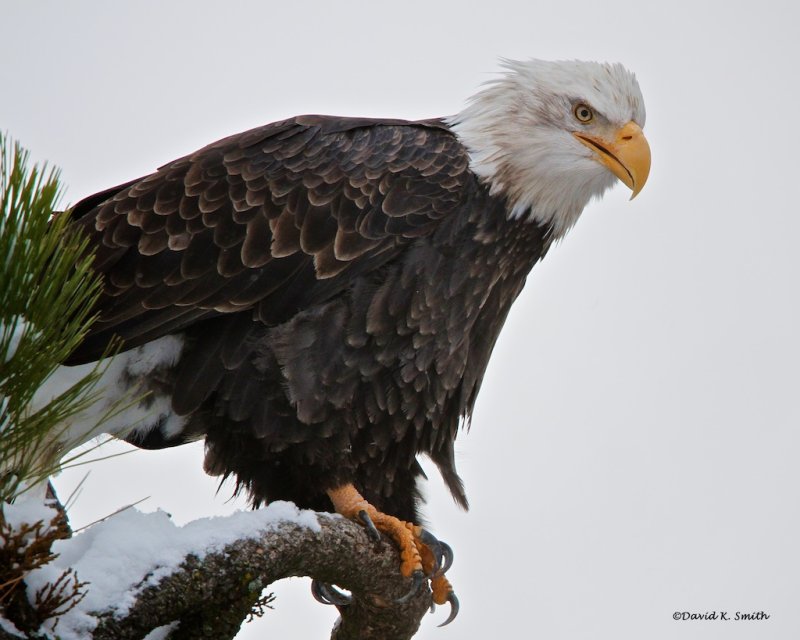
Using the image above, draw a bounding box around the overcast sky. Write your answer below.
[3,1,800,638]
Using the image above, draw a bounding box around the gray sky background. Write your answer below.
[3,1,800,638]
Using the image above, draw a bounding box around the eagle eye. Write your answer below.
[574,103,594,123]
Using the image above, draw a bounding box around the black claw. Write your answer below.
[437,541,454,575]
[437,592,460,627]
[310,579,330,605]
[417,527,439,547]
[417,528,454,575]
[311,579,352,606]
[395,570,425,604]
[358,509,381,542]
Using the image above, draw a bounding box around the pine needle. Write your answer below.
[72,496,151,534]
[0,133,126,503]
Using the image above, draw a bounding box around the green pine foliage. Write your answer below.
[0,134,109,502]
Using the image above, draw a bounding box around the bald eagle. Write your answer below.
[55,59,649,621]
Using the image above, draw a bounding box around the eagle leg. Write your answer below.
[327,484,424,578]
[326,484,459,624]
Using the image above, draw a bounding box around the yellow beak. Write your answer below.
[573,121,651,199]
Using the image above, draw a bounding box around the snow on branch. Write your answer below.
[2,503,431,640]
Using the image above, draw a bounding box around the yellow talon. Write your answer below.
[327,484,422,577]
[326,483,458,626]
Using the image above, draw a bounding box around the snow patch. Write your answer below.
[2,500,59,533]
[25,502,320,639]
[0,615,25,638]
[0,502,60,638]
[142,621,180,639]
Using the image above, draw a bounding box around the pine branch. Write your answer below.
[0,133,111,503]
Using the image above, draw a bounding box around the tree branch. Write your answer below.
[89,514,431,640]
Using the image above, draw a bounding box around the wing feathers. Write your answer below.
[68,116,470,362]
[241,215,272,268]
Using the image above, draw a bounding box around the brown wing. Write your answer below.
[66,115,471,364]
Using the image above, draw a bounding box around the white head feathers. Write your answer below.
[450,59,646,238]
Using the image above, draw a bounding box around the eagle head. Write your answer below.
[451,59,651,238]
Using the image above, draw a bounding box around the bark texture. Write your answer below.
[4,514,434,639]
